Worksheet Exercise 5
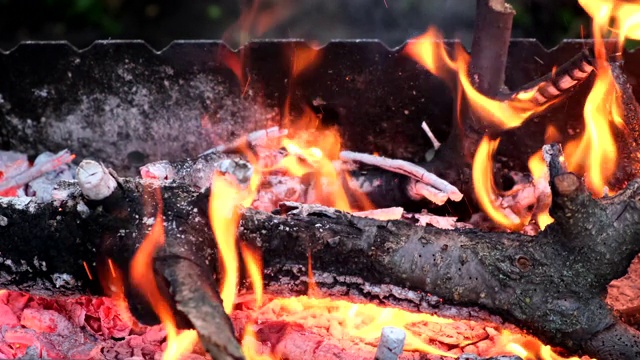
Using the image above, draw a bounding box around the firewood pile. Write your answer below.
[4,0,640,359]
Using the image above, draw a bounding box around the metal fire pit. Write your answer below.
[0,40,638,176]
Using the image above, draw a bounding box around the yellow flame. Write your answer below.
[578,0,640,44]
[240,243,264,308]
[209,173,259,314]
[238,296,585,360]
[472,136,521,229]
[278,128,367,212]
[405,27,552,228]
[404,27,552,130]
[527,150,554,230]
[564,0,628,196]
[130,201,198,360]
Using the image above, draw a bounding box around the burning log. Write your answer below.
[1,147,640,359]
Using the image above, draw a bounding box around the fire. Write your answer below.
[209,173,258,314]
[99,258,136,326]
[240,243,264,308]
[279,129,355,211]
[528,150,554,229]
[237,295,584,360]
[498,331,583,360]
[473,136,521,230]
[564,0,630,196]
[578,0,640,44]
[404,27,553,131]
[405,28,553,229]
[130,198,198,360]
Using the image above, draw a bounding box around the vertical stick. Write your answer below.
[470,0,515,97]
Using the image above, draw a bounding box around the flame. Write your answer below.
[528,150,554,230]
[99,258,136,327]
[564,0,629,196]
[209,173,255,314]
[472,136,521,230]
[237,295,584,360]
[240,243,264,308]
[279,129,355,211]
[130,201,198,360]
[497,331,584,360]
[404,27,552,131]
[578,0,640,44]
[405,28,552,229]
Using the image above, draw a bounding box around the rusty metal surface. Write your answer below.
[0,40,632,175]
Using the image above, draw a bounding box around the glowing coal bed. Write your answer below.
[0,289,593,360]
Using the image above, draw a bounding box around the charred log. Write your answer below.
[2,149,640,358]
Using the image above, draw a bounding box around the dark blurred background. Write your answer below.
[0,0,592,51]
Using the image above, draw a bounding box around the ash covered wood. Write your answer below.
[1,146,640,359]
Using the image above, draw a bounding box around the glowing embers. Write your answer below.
[232,295,585,360]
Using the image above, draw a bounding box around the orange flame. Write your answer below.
[404,27,552,130]
[279,129,355,211]
[405,27,552,228]
[473,136,521,230]
[239,295,584,360]
[209,174,248,314]
[99,258,136,327]
[528,150,554,230]
[240,243,264,308]
[578,0,640,45]
[130,200,198,360]
[565,0,628,196]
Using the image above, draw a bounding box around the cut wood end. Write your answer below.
[488,0,515,13]
[553,173,581,196]
[374,326,406,360]
[76,160,117,200]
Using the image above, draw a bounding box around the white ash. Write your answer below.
[140,154,253,190]
[406,179,449,205]
[33,256,47,271]
[405,211,470,230]
[77,160,117,201]
[278,202,340,218]
[0,215,6,226]
[52,273,77,288]
[26,151,76,202]
[0,196,37,213]
[76,201,91,218]
[374,326,406,360]
[252,175,304,212]
[421,121,442,150]
[0,150,30,178]
[201,126,288,155]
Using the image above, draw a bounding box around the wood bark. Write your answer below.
[2,154,640,359]
[470,0,515,98]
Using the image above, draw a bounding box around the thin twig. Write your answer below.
[339,151,463,202]
[200,126,288,156]
[352,207,404,221]
[421,121,442,150]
